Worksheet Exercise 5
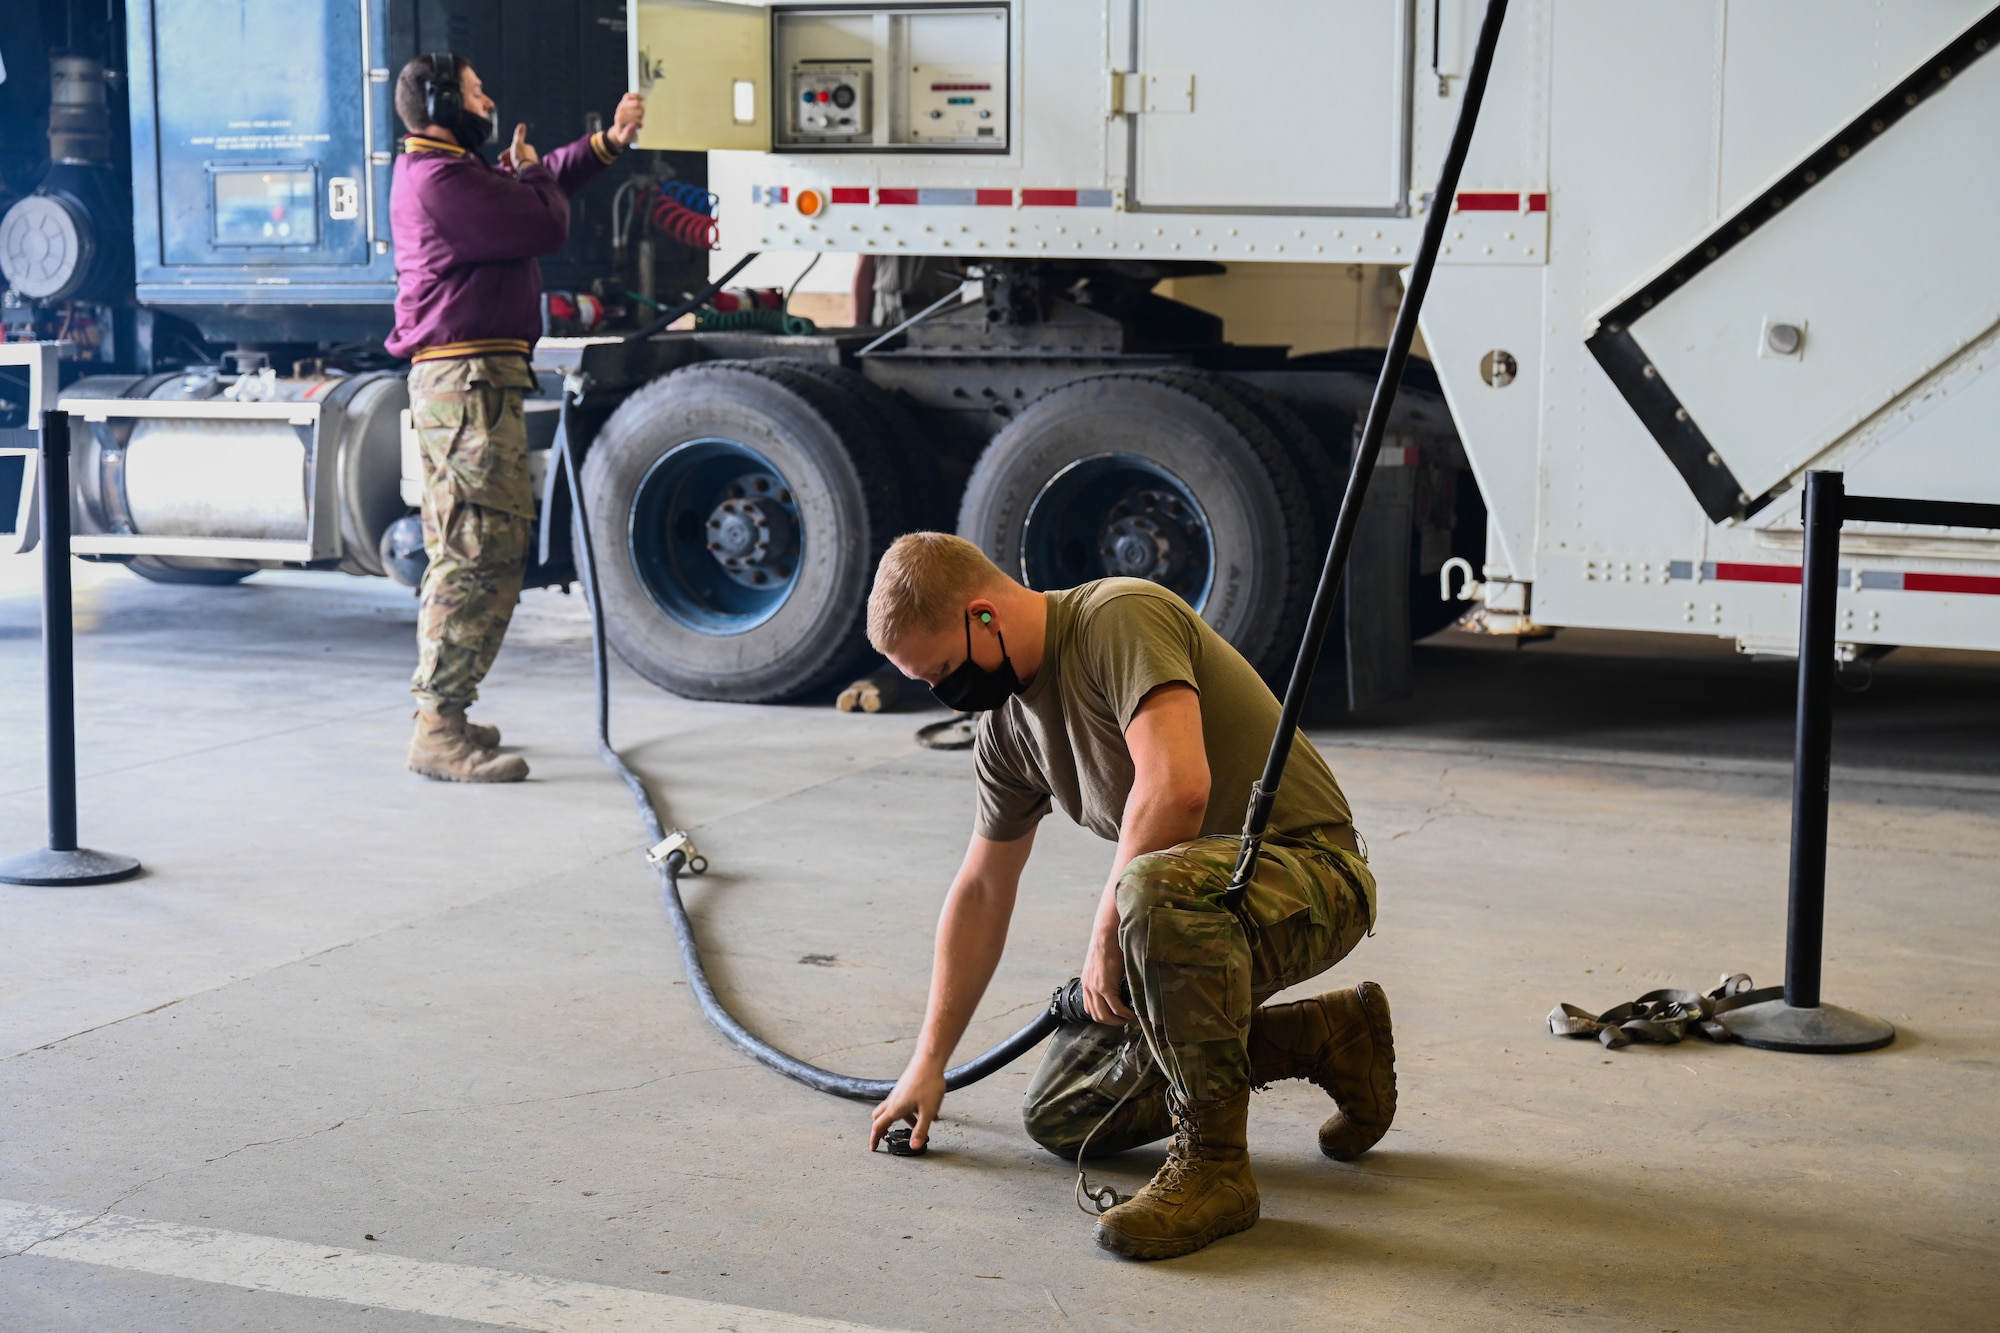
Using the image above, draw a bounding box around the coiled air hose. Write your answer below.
[692,308,818,336]
[649,181,721,250]
[560,410,1079,1102]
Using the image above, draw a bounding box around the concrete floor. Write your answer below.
[2,558,1997,1331]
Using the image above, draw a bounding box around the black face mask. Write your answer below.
[931,612,1021,712]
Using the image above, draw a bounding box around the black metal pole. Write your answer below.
[1225,0,1509,908]
[1784,470,1842,1009]
[42,409,80,854]
[0,409,141,887]
[621,251,761,343]
[1724,468,1892,1052]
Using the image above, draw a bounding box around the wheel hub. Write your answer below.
[704,472,798,588]
[1098,489,1202,583]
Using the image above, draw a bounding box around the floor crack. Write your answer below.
[2,1174,169,1261]
[1387,763,1462,842]
[0,1116,355,1261]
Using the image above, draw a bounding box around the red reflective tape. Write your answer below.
[776,186,789,204]
[1456,191,1519,211]
[1712,562,1801,585]
[1020,188,1078,207]
[830,187,869,205]
[877,188,919,205]
[1527,191,1548,212]
[976,188,1013,206]
[1903,571,2000,596]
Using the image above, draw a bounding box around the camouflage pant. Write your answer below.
[1023,828,1375,1157]
[408,357,538,712]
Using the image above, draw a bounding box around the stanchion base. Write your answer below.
[1722,999,1895,1053]
[0,846,143,886]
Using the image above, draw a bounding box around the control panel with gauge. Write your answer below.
[769,4,1008,152]
[789,62,872,142]
[906,65,1005,144]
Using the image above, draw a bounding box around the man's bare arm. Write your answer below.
[1081,682,1210,1025]
[869,828,1036,1150]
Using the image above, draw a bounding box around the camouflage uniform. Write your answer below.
[408,355,540,712]
[1023,828,1375,1157]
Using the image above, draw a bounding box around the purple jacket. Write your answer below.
[386,131,620,362]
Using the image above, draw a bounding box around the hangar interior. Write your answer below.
[4,561,1997,1331]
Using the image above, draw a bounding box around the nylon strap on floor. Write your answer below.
[1549,973,1782,1049]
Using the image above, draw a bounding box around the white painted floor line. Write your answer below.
[0,1200,918,1333]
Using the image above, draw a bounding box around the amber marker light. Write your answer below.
[795,188,826,218]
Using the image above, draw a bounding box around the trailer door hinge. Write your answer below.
[1111,71,1194,115]
[1108,71,1133,115]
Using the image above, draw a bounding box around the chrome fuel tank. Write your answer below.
[62,367,407,577]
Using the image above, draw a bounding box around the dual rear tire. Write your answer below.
[576,360,940,702]
[579,361,1351,700]
[956,369,1336,680]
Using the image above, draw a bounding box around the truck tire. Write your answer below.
[575,360,908,702]
[1154,368,1344,552]
[759,359,952,530]
[956,370,1316,678]
[126,556,256,586]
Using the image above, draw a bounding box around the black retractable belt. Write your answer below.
[1225,0,1511,914]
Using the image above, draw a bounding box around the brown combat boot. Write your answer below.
[427,703,502,749]
[459,716,502,749]
[1093,1090,1258,1260]
[1247,981,1396,1160]
[407,709,527,783]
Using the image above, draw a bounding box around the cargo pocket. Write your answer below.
[1237,841,1333,997]
[1138,906,1246,1047]
[413,397,469,476]
[1250,896,1335,999]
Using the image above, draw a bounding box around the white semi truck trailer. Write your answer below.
[9,0,1996,703]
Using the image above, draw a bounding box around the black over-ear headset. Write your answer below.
[423,52,462,129]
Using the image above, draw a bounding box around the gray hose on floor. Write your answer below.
[560,418,1071,1102]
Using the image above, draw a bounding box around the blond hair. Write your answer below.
[867,532,1008,652]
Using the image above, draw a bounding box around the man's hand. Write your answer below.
[607,92,646,148]
[865,831,1032,1153]
[499,123,539,172]
[870,1063,947,1153]
[1082,914,1136,1025]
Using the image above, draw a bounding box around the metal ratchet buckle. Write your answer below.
[646,829,708,874]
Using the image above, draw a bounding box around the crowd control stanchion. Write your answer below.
[1723,470,2000,1052]
[0,407,141,887]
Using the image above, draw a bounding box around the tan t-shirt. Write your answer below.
[974,578,1354,845]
